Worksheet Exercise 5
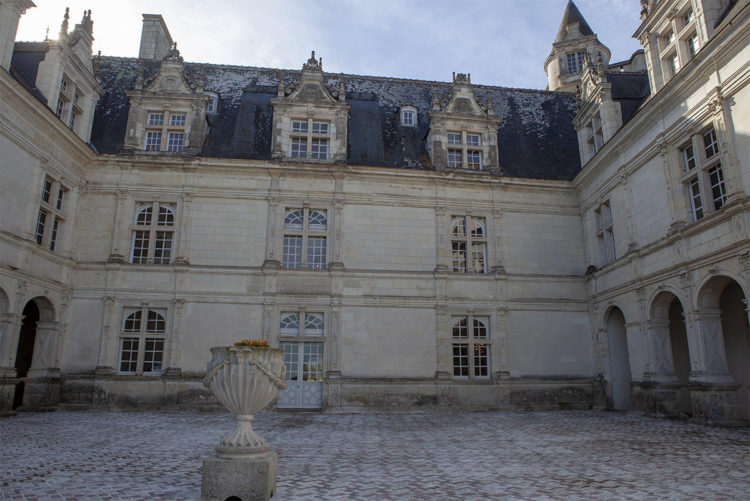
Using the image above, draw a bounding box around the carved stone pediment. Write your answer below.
[142,44,194,95]
[270,52,350,163]
[426,73,501,172]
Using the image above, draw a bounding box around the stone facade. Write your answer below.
[0,1,748,425]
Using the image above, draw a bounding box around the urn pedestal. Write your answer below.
[200,346,287,501]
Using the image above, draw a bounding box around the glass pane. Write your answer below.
[283,236,303,268]
[284,210,304,229]
[451,217,466,237]
[158,206,175,226]
[473,318,488,339]
[147,310,166,333]
[153,231,173,264]
[307,237,327,270]
[453,317,468,339]
[304,313,324,336]
[452,344,468,377]
[131,231,150,264]
[123,310,142,332]
[452,241,466,272]
[143,338,164,373]
[280,342,299,381]
[136,205,153,225]
[474,344,489,377]
[303,343,323,381]
[470,218,485,238]
[280,313,300,336]
[119,337,139,373]
[308,210,327,231]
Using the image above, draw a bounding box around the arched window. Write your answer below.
[131,202,176,264]
[452,315,490,378]
[280,313,300,335]
[283,208,327,270]
[119,307,167,375]
[450,215,487,273]
[304,313,324,336]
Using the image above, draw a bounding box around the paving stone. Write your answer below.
[0,411,748,500]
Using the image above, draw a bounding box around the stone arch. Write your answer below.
[12,296,58,410]
[604,306,631,410]
[695,274,750,421]
[648,290,692,414]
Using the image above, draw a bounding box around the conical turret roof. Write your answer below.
[554,0,595,43]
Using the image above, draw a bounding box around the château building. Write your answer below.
[0,0,747,425]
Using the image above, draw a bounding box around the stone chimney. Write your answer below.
[0,0,35,70]
[138,14,173,60]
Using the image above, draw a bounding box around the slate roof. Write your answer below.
[607,72,650,125]
[10,42,50,104]
[554,0,595,43]
[91,57,582,181]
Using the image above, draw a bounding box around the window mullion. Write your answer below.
[137,313,146,375]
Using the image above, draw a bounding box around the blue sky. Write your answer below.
[17,0,643,89]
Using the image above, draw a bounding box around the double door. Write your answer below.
[277,341,323,409]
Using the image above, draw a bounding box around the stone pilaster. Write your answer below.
[175,192,193,264]
[434,303,451,380]
[0,313,20,377]
[108,190,130,263]
[95,296,117,375]
[326,301,342,378]
[686,309,733,384]
[434,206,449,271]
[27,321,61,377]
[643,319,678,383]
[164,298,185,376]
[493,307,509,380]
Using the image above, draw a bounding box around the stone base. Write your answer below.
[201,452,277,501]
[689,384,746,427]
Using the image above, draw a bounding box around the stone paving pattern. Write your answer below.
[1,410,749,500]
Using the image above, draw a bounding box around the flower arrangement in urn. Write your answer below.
[203,339,287,459]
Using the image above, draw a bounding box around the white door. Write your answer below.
[277,341,323,409]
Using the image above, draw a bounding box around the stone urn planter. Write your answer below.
[201,344,287,501]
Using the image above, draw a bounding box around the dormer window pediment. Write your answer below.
[426,73,501,172]
[122,43,209,155]
[270,51,350,163]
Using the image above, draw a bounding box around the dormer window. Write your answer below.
[682,9,694,27]
[289,118,330,160]
[400,106,417,126]
[144,110,187,152]
[205,93,218,113]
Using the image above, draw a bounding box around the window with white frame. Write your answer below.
[280,312,325,337]
[680,126,726,222]
[452,315,490,378]
[450,215,486,273]
[289,119,330,160]
[595,201,615,265]
[118,307,167,375]
[566,51,586,74]
[446,131,483,170]
[130,202,176,264]
[400,106,417,126]
[144,110,188,152]
[35,175,67,251]
[283,208,327,270]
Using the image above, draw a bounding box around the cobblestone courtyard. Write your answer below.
[1,410,748,500]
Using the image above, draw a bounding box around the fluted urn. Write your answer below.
[203,345,287,459]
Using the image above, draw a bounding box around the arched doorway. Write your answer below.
[698,276,750,421]
[650,291,692,415]
[13,300,39,409]
[606,307,631,410]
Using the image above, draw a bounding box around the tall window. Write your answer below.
[289,119,330,160]
[131,202,176,264]
[144,110,188,152]
[35,176,67,251]
[119,307,167,375]
[446,131,483,170]
[283,208,327,270]
[566,51,585,74]
[452,315,490,378]
[595,201,615,265]
[55,74,82,130]
[450,216,486,273]
[680,126,726,222]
